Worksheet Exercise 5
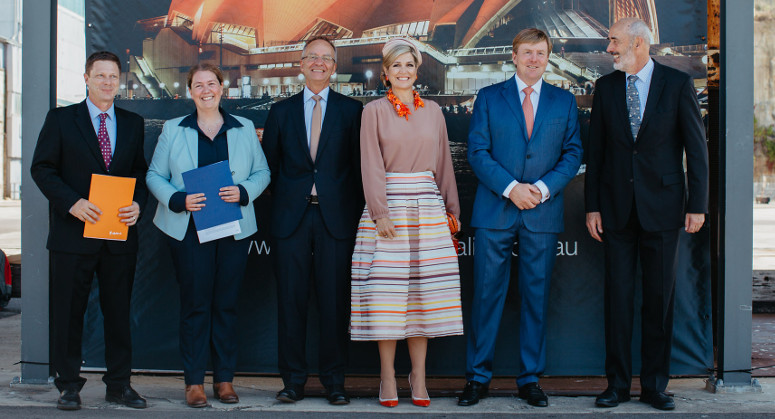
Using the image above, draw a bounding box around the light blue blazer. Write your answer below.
[146,114,271,241]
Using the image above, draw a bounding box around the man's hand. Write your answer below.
[685,213,705,233]
[69,198,102,224]
[118,201,141,226]
[185,193,206,212]
[219,186,241,203]
[586,211,603,242]
[509,183,541,210]
[375,217,396,239]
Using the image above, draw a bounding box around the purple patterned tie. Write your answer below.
[97,113,112,169]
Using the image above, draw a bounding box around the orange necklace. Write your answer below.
[386,89,424,120]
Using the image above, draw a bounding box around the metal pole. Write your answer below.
[17,0,56,385]
[707,0,760,392]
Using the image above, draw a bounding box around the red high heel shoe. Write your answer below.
[378,381,398,407]
[408,374,430,407]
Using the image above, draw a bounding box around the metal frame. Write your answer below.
[707,0,759,392]
[18,0,758,388]
[18,0,56,384]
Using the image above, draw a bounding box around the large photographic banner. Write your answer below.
[80,0,711,376]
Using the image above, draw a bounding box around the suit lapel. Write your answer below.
[500,78,528,141]
[316,91,337,160]
[185,124,198,166]
[226,125,239,178]
[611,71,635,143]
[637,62,665,141]
[288,93,312,164]
[74,101,109,172]
[112,109,129,171]
[532,82,555,137]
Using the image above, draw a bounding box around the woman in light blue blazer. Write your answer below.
[146,63,270,408]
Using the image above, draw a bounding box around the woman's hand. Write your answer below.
[219,186,241,203]
[375,217,396,239]
[185,193,206,211]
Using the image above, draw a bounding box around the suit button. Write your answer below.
[314,169,318,173]
[633,150,638,155]
[526,154,532,159]
[629,178,634,183]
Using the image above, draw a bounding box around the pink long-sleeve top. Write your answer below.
[360,96,460,221]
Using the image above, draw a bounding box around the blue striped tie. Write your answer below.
[626,75,641,140]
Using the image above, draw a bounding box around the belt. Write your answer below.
[306,195,319,205]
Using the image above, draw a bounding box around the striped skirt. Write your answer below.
[350,171,464,341]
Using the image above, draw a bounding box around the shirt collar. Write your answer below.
[304,86,330,103]
[178,108,243,130]
[627,58,655,83]
[514,74,542,96]
[85,96,115,121]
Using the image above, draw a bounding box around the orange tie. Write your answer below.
[522,86,534,139]
[310,95,321,195]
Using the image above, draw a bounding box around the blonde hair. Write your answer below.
[381,42,420,88]
[512,28,553,53]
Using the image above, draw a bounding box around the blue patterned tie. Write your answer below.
[626,75,641,140]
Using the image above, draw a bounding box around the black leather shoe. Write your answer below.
[106,385,147,409]
[57,389,81,411]
[326,385,350,405]
[276,385,304,403]
[640,390,675,410]
[595,387,631,407]
[518,382,548,407]
[458,380,488,406]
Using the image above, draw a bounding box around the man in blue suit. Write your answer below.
[459,28,582,407]
[262,36,363,405]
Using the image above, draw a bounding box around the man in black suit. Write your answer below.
[262,36,363,405]
[585,18,709,411]
[31,51,148,410]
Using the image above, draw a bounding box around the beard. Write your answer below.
[612,43,637,72]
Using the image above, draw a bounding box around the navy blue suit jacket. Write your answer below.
[262,90,363,240]
[468,78,582,233]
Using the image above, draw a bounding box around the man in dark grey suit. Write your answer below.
[262,36,363,405]
[585,18,709,411]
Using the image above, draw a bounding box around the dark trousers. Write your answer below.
[466,213,558,387]
[603,206,680,393]
[166,221,250,385]
[50,246,136,392]
[273,204,353,388]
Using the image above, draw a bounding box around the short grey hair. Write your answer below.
[627,19,653,45]
[302,36,338,62]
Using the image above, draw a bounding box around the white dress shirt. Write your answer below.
[503,74,549,203]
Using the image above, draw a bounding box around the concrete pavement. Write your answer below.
[1,295,775,415]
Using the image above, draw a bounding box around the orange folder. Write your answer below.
[83,174,136,241]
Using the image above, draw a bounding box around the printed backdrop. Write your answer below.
[79,0,712,376]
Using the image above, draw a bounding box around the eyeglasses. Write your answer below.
[302,55,335,64]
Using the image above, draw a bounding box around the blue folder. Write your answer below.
[181,160,242,231]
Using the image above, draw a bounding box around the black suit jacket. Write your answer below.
[31,100,148,254]
[585,60,709,232]
[262,90,363,240]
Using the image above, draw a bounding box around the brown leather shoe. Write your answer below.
[213,382,239,404]
[185,384,207,408]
